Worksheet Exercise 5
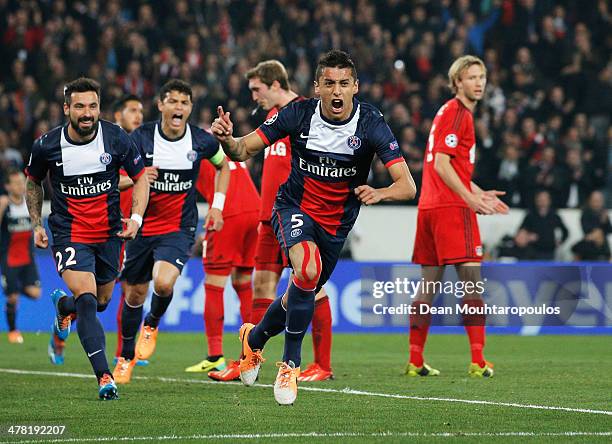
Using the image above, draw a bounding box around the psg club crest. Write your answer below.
[99,152,112,165]
[186,150,197,162]
[347,135,361,150]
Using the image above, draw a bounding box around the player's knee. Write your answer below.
[26,287,42,299]
[126,285,148,305]
[254,275,275,299]
[6,294,18,304]
[153,279,174,297]
[293,244,322,291]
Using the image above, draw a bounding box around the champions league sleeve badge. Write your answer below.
[187,150,197,162]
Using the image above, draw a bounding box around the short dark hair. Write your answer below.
[245,60,290,90]
[315,50,357,82]
[3,168,22,184]
[64,77,101,105]
[159,79,192,102]
[112,94,142,114]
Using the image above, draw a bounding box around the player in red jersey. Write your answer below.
[410,56,508,378]
[184,158,260,374]
[25,78,149,399]
[0,169,41,344]
[208,60,334,383]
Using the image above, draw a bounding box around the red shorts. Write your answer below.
[412,206,483,266]
[203,211,259,275]
[254,221,287,274]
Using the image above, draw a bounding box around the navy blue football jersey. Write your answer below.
[256,98,404,236]
[130,122,221,236]
[25,120,145,244]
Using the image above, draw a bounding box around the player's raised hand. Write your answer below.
[145,166,159,185]
[482,190,510,214]
[211,106,234,143]
[117,218,139,240]
[204,208,224,231]
[355,185,383,205]
[33,224,48,248]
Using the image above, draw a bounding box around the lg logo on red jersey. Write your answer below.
[264,141,287,159]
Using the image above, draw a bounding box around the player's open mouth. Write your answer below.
[331,99,343,113]
[79,118,93,126]
[171,114,183,126]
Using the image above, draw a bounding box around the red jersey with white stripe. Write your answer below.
[0,198,34,267]
[25,121,145,244]
[131,121,221,236]
[196,158,260,218]
[260,98,303,222]
[256,98,404,237]
[418,98,475,210]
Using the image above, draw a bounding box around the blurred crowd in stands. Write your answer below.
[0,0,610,259]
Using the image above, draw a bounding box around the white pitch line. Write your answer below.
[1,368,611,417]
[1,431,611,444]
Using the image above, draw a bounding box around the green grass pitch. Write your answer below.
[1,332,611,443]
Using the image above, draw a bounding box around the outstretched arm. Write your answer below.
[211,106,267,161]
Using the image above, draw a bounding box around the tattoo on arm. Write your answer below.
[26,178,43,227]
[225,138,247,161]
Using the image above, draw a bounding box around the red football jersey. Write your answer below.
[418,98,476,209]
[196,158,261,218]
[259,98,304,222]
[119,169,133,219]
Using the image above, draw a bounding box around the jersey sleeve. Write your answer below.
[193,127,224,166]
[255,103,298,146]
[369,113,405,168]
[432,106,467,158]
[24,137,48,183]
[118,128,145,180]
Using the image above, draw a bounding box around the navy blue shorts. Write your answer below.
[52,239,122,285]
[271,203,346,293]
[1,262,40,295]
[120,231,194,285]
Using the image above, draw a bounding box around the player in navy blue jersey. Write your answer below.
[112,79,230,384]
[25,77,150,400]
[0,169,41,344]
[212,50,417,405]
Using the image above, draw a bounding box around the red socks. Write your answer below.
[204,283,225,357]
[462,299,486,367]
[312,296,332,371]
[409,300,431,367]
[233,281,253,324]
[250,298,273,324]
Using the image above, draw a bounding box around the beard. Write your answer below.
[69,115,98,137]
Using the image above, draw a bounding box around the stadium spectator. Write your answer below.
[0,0,608,211]
[571,191,612,261]
[513,190,569,260]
